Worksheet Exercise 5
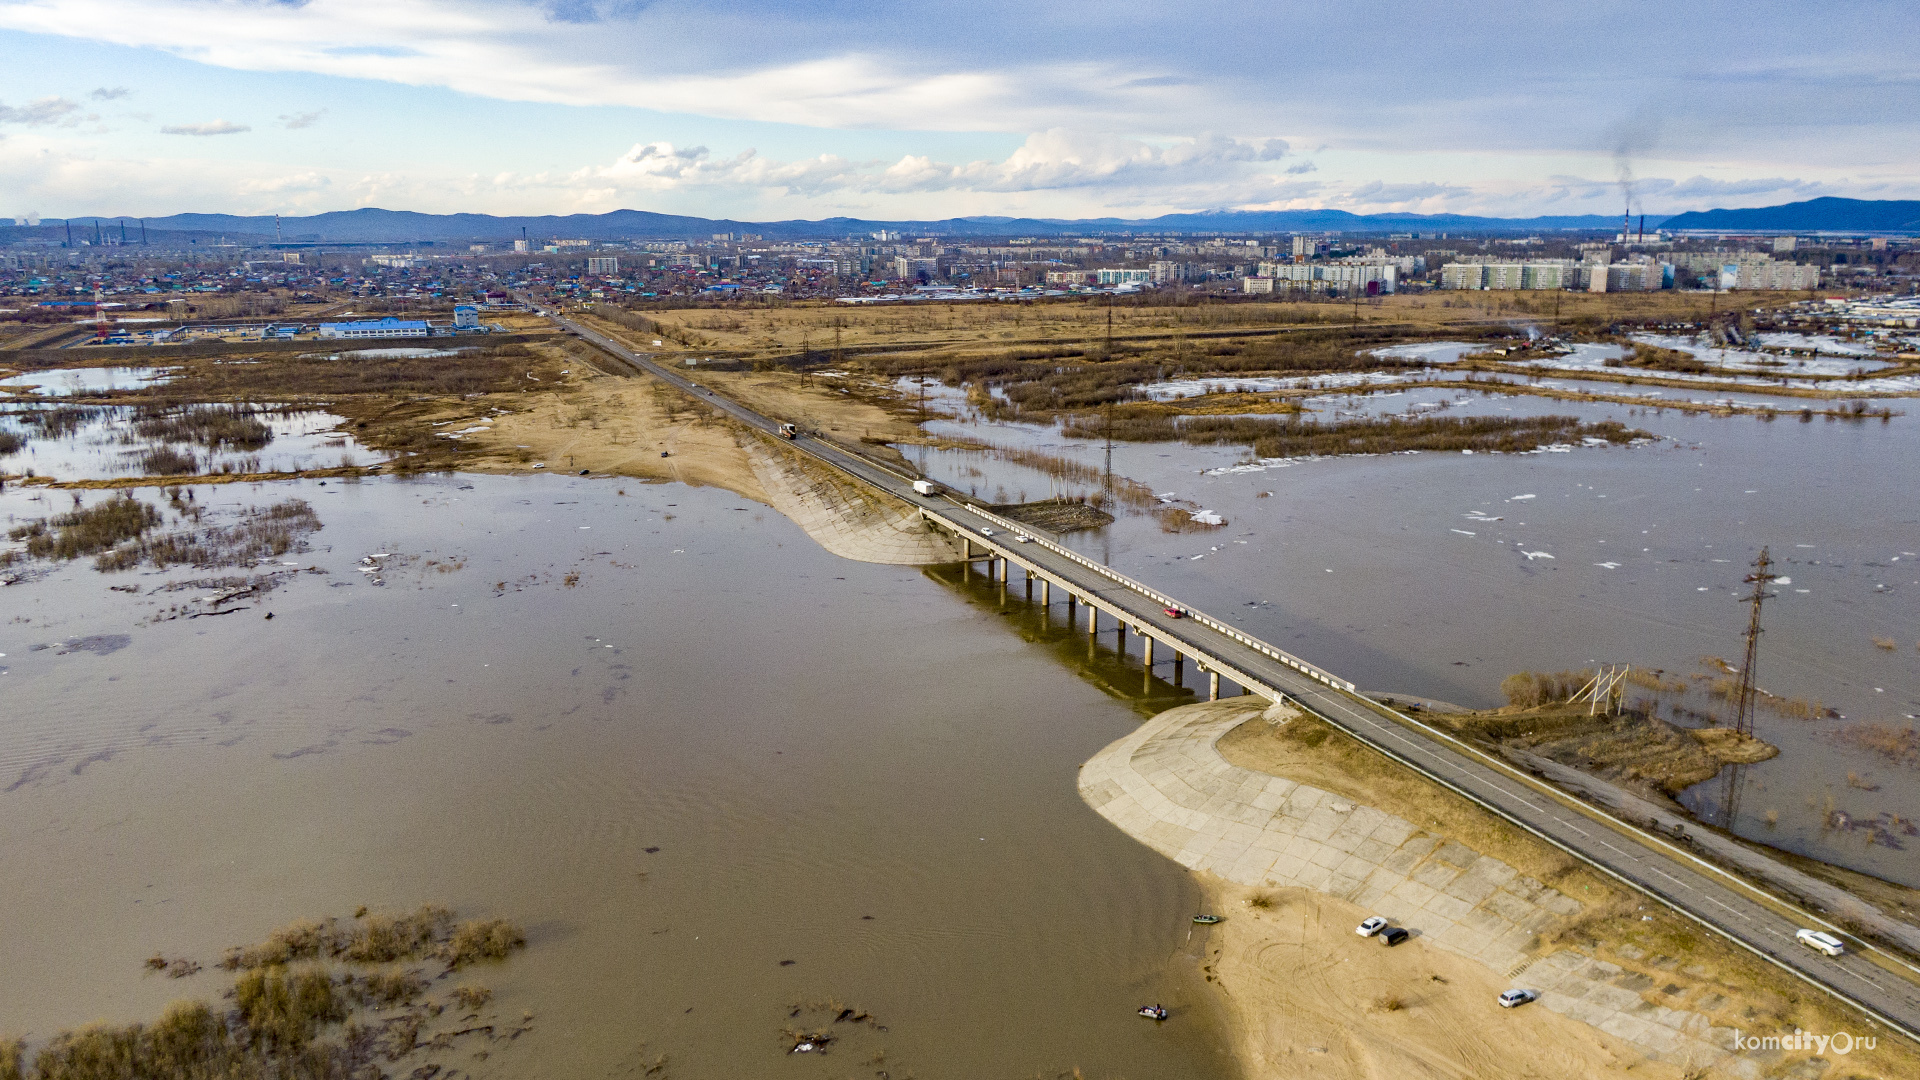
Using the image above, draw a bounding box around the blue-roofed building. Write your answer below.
[318,317,431,340]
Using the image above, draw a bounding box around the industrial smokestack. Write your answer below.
[64,219,73,247]
[120,220,127,245]
[1639,214,1645,242]
[94,219,103,245]
[141,219,147,244]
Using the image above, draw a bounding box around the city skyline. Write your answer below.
[1,0,1915,221]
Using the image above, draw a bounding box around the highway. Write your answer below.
[552,309,1920,1045]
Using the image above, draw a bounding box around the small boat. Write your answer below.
[1138,1005,1169,1021]
[1192,914,1222,925]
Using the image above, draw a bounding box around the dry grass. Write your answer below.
[1872,636,1898,651]
[1499,670,1595,708]
[232,967,346,1052]
[101,498,321,573]
[444,918,527,968]
[450,986,492,1010]
[222,905,452,969]
[5,494,161,563]
[1154,507,1228,533]
[1835,722,1920,768]
[1370,993,1406,1013]
[133,404,274,451]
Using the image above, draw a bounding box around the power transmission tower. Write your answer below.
[1732,547,1776,739]
[1718,547,1776,828]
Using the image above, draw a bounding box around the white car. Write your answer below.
[1796,929,1845,956]
[1014,534,1032,543]
[979,527,994,536]
[1497,989,1537,1008]
[1356,916,1388,937]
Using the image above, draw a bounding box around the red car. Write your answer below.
[1164,607,1183,618]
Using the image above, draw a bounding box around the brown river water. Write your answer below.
[0,472,1235,1079]
[913,376,1920,887]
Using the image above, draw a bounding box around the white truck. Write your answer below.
[912,480,940,496]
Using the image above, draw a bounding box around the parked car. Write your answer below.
[1497,989,1537,1008]
[1356,917,1388,937]
[1796,929,1845,956]
[1379,927,1410,946]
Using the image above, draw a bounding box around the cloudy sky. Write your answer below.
[1,0,1914,221]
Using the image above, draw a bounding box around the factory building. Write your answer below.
[318,317,431,340]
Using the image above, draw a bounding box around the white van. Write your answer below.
[1796,929,1845,956]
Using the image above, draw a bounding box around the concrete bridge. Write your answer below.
[553,310,1920,1047]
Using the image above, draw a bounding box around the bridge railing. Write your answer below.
[950,502,1356,692]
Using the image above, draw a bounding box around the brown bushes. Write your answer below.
[233,967,346,1053]
[134,405,274,451]
[444,919,526,968]
[7,495,162,561]
[1500,670,1596,708]
[1059,412,1645,459]
[111,498,321,572]
[221,905,521,971]
[223,905,452,970]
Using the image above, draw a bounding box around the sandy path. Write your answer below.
[1202,881,1679,1079]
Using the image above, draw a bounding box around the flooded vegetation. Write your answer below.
[3,905,528,1080]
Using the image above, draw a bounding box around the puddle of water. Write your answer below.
[0,366,174,396]
[0,472,1233,1079]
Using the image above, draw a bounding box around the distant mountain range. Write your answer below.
[7,198,1916,245]
[6,207,1656,244]
[1660,197,1920,234]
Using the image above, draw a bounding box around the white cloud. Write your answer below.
[89,86,130,100]
[0,97,83,126]
[576,130,1294,200]
[279,109,325,129]
[160,119,250,136]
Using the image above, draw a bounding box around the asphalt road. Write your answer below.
[552,310,1920,1044]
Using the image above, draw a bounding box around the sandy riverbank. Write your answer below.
[1082,701,1918,1080]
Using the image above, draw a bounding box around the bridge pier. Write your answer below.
[1173,654,1184,686]
[1209,671,1220,701]
[1114,622,1125,651]
[1065,592,1075,622]
[1087,605,1098,639]
[1143,636,1154,666]
[1024,570,1032,600]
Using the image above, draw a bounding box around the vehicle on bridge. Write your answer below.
[778,423,798,439]
[911,479,940,495]
[1164,607,1185,618]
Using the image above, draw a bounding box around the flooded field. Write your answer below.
[0,365,175,396]
[0,472,1233,1079]
[0,405,369,478]
[907,381,1920,887]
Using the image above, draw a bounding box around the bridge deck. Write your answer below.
[553,309,1920,1044]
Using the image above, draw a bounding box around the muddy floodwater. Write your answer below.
[0,474,1233,1079]
[911,379,1920,887]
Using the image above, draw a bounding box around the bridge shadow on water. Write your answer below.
[923,561,1237,719]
